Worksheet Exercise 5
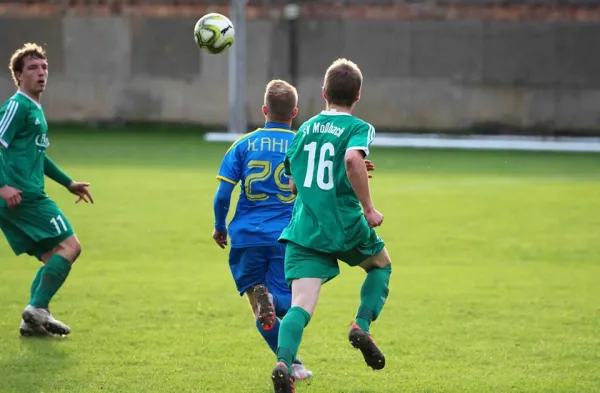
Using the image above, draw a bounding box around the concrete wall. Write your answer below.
[1,15,599,132]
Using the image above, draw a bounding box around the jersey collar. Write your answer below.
[17,90,42,109]
[321,109,352,116]
[264,122,291,130]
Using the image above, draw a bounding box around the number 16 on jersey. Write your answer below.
[303,142,335,191]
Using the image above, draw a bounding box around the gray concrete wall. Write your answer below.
[1,15,599,132]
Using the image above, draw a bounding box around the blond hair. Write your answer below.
[9,43,46,87]
[264,79,298,122]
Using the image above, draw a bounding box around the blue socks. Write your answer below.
[256,314,300,366]
[256,317,281,354]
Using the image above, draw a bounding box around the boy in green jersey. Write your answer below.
[271,59,392,393]
[0,43,94,337]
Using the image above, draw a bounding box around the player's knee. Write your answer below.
[372,248,391,269]
[361,248,391,272]
[40,251,53,264]
[55,235,82,263]
[71,241,82,261]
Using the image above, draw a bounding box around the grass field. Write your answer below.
[0,127,599,393]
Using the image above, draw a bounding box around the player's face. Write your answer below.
[18,56,48,95]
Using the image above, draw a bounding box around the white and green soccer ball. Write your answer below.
[194,13,235,55]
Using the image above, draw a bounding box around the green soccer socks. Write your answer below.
[276,306,311,372]
[355,264,392,332]
[29,266,45,304]
[30,254,72,309]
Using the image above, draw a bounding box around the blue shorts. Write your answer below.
[228,244,291,298]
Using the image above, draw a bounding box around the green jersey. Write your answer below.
[279,109,376,253]
[0,91,50,200]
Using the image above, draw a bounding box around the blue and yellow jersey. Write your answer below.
[216,122,296,247]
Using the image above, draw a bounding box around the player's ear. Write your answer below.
[262,105,268,116]
[292,107,298,119]
[322,87,327,101]
[355,89,361,103]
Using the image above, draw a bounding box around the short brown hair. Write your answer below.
[9,43,46,87]
[323,58,363,107]
[264,79,298,122]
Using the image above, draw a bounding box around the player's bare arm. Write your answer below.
[345,150,383,227]
[345,150,372,210]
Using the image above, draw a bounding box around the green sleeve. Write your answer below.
[44,156,72,188]
[0,99,26,148]
[346,122,376,157]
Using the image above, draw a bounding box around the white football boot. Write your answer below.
[292,360,314,382]
[22,305,71,336]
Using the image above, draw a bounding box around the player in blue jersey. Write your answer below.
[212,80,313,381]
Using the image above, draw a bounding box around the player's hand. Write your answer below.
[0,185,22,209]
[364,207,384,228]
[365,159,376,178]
[213,229,228,249]
[68,181,94,204]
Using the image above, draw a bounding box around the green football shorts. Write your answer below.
[283,228,385,287]
[0,197,74,260]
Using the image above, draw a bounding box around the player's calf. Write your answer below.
[26,235,80,336]
[354,247,392,332]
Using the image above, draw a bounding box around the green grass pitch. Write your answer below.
[0,127,599,392]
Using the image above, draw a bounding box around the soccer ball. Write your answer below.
[194,13,235,55]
